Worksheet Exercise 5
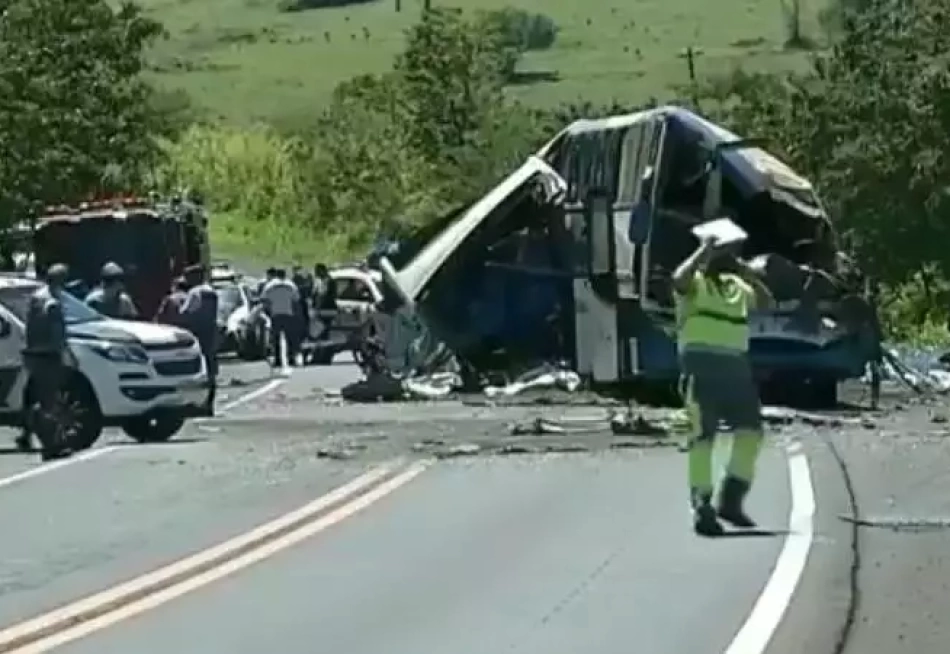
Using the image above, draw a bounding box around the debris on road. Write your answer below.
[484,365,580,398]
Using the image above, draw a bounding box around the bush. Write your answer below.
[480,7,559,54]
[154,123,314,226]
[160,8,557,262]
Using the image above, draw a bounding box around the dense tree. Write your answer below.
[699,0,950,294]
[0,0,165,221]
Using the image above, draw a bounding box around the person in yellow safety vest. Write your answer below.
[672,234,774,537]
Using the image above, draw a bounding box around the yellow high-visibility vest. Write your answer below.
[675,271,754,353]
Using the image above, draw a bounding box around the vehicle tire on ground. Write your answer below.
[806,376,839,409]
[308,345,335,366]
[121,413,186,443]
[237,335,266,361]
[761,374,838,410]
[32,374,104,452]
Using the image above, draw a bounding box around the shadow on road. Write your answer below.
[111,437,209,447]
[709,528,789,539]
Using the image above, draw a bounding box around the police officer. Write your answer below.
[292,265,313,347]
[672,234,773,536]
[313,263,337,342]
[156,277,189,327]
[19,263,72,460]
[86,262,138,319]
[179,265,219,416]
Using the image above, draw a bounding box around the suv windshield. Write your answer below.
[0,284,103,325]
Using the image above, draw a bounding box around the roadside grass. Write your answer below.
[209,211,361,266]
[139,0,824,124]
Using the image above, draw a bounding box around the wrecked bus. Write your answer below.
[380,106,878,406]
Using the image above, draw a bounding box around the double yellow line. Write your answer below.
[0,458,430,653]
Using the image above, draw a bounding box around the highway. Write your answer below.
[0,356,945,654]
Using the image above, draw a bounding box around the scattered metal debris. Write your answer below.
[609,438,682,450]
[316,447,359,460]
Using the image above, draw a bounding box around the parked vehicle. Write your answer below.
[0,276,210,448]
[32,196,210,319]
[306,267,389,365]
[213,277,268,361]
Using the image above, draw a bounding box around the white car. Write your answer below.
[0,276,210,448]
[307,267,388,364]
[214,280,268,360]
[331,267,385,332]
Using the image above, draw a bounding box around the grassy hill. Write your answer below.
[139,0,823,124]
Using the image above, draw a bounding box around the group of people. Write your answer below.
[256,263,338,369]
[17,261,221,461]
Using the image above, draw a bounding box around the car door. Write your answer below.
[334,275,376,332]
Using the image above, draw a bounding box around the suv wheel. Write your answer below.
[35,376,103,452]
[122,413,186,443]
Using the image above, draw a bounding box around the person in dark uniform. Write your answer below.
[85,262,138,319]
[313,263,337,342]
[865,276,884,409]
[291,265,313,347]
[18,263,72,460]
[156,277,189,327]
[179,265,219,416]
[0,244,15,272]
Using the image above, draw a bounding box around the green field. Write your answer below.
[139,0,823,124]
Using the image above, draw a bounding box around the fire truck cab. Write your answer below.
[32,195,209,319]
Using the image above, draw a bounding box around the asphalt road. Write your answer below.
[0,360,946,654]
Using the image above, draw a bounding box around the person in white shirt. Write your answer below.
[262,268,300,368]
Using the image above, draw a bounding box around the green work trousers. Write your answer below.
[681,348,764,507]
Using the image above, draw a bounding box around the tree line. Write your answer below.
[1,0,947,337]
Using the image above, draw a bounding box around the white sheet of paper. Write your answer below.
[691,217,748,246]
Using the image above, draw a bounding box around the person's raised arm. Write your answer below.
[672,235,717,296]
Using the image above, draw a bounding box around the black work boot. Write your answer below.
[692,491,724,537]
[717,476,756,528]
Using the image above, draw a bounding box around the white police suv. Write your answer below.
[0,276,210,448]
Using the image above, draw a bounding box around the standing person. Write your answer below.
[179,265,219,416]
[85,262,138,319]
[0,244,15,272]
[672,234,773,536]
[262,267,300,369]
[313,263,337,342]
[865,276,884,410]
[155,277,189,326]
[18,263,72,460]
[261,268,277,366]
[291,264,313,350]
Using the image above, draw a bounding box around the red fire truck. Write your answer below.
[31,195,210,318]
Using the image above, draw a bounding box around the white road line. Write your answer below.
[723,441,816,654]
[0,446,119,490]
[217,376,286,413]
[0,459,429,653]
[0,368,288,489]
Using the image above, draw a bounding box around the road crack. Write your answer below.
[505,543,628,652]
[817,430,863,654]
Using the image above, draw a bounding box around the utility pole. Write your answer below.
[395,0,400,10]
[677,46,704,108]
[422,0,431,10]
